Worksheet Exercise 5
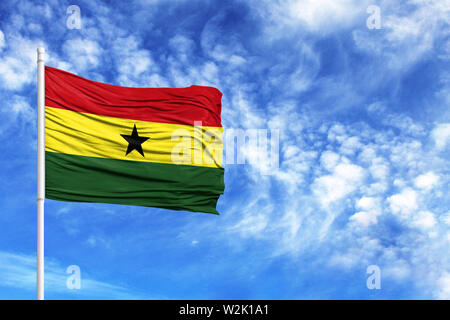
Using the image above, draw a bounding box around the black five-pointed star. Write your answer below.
[121,124,149,157]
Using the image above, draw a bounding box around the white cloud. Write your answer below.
[388,188,418,217]
[63,38,103,72]
[383,259,412,281]
[414,172,440,190]
[251,0,371,35]
[412,211,437,230]
[367,104,426,136]
[313,162,365,207]
[327,124,346,142]
[0,251,148,299]
[320,150,340,171]
[0,30,5,50]
[12,96,33,119]
[229,214,268,236]
[339,136,362,156]
[0,95,35,137]
[288,0,370,31]
[431,123,450,151]
[169,35,195,64]
[358,145,377,163]
[356,197,376,211]
[368,158,390,187]
[0,56,33,90]
[442,212,450,226]
[0,35,45,90]
[349,211,377,227]
[436,272,450,299]
[352,0,449,70]
[113,36,156,84]
[350,197,381,227]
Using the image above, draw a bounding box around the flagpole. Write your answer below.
[37,47,45,300]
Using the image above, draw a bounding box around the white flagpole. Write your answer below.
[36,47,45,300]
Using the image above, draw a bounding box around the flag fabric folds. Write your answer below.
[45,66,224,214]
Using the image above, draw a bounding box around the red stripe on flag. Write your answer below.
[45,66,223,127]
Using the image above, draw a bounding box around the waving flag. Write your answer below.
[44,66,224,214]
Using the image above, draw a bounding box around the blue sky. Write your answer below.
[0,0,449,299]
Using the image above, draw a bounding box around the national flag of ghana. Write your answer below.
[44,66,224,214]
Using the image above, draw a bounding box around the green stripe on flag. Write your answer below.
[45,151,224,214]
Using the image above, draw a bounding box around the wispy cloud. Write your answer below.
[0,251,152,299]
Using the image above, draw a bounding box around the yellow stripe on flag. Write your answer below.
[45,106,223,168]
